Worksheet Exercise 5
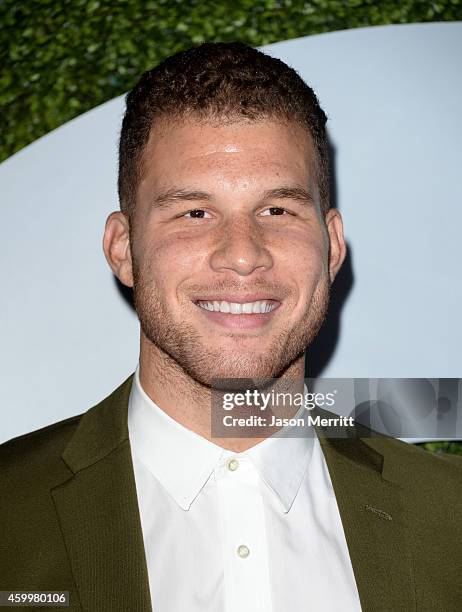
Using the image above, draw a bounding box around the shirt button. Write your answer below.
[237,544,250,558]
[227,458,239,472]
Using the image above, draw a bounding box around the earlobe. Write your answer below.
[325,209,347,283]
[102,211,134,288]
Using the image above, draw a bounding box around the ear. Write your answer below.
[102,211,134,287]
[324,209,347,283]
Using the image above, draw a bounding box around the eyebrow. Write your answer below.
[153,188,211,208]
[151,185,316,209]
[262,186,316,207]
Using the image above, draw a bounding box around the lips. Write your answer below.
[192,296,281,329]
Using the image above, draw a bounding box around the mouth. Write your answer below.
[192,297,281,330]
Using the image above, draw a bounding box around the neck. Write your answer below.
[138,332,307,452]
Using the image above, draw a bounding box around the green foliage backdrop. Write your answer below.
[1,0,462,162]
[1,1,461,455]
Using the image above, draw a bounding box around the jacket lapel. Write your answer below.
[313,409,416,612]
[51,374,152,612]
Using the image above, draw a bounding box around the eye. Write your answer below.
[183,209,211,219]
[261,207,290,216]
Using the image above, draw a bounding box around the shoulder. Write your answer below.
[316,404,462,488]
[0,414,83,487]
[369,433,462,469]
[0,372,134,487]
[365,434,462,498]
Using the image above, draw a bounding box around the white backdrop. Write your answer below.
[1,22,461,443]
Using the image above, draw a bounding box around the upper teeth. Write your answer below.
[197,300,277,314]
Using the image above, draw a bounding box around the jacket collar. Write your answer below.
[61,373,133,474]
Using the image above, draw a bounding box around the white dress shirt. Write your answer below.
[128,364,362,611]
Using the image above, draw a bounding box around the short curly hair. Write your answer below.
[118,41,330,223]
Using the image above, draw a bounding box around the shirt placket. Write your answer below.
[215,453,273,612]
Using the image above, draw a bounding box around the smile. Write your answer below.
[193,297,281,330]
[195,299,278,314]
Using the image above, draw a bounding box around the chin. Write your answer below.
[181,348,296,389]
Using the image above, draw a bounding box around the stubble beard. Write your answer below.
[132,263,330,388]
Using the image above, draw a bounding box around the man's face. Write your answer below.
[121,118,344,385]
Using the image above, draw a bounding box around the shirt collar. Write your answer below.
[128,365,224,510]
[244,404,315,513]
[128,364,315,513]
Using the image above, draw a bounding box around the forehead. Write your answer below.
[139,117,317,193]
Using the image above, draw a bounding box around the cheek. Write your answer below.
[155,231,208,269]
[278,231,327,283]
[138,232,206,295]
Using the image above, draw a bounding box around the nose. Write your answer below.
[209,216,273,276]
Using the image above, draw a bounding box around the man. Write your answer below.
[1,42,461,612]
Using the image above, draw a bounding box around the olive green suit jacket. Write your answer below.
[1,373,461,611]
